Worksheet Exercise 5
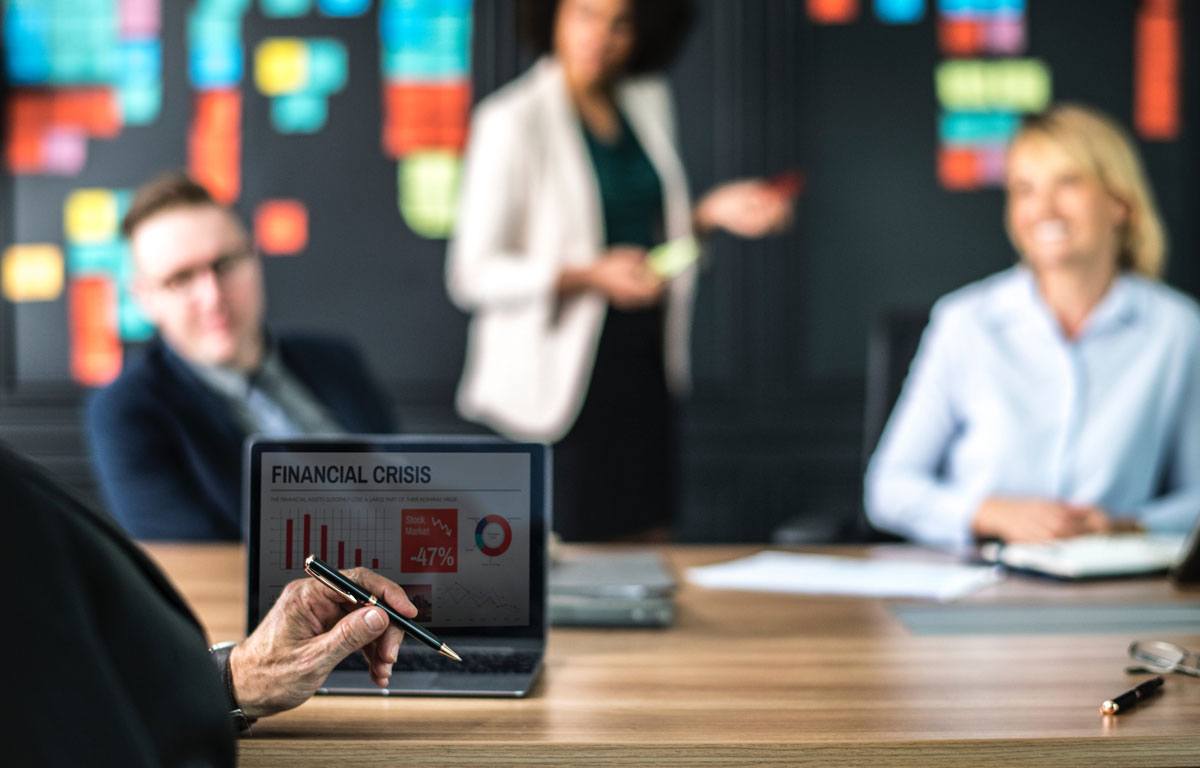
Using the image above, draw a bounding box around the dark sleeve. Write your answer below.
[86,386,228,540]
[7,450,235,767]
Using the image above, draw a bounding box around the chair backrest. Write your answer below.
[853,307,930,542]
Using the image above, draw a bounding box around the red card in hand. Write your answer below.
[767,170,805,199]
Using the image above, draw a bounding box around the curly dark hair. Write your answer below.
[519,0,695,75]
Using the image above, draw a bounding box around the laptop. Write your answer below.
[246,436,549,697]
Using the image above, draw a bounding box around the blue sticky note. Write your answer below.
[120,81,162,125]
[317,0,370,17]
[261,0,313,17]
[194,0,253,17]
[121,39,161,85]
[307,38,348,94]
[939,111,1018,145]
[271,93,328,133]
[68,242,125,277]
[189,40,243,88]
[875,0,924,24]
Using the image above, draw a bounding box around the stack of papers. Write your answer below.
[686,551,1002,602]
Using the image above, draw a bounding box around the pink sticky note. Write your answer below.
[120,0,161,38]
[985,15,1026,55]
[42,128,88,175]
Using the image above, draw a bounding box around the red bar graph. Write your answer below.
[279,514,384,571]
[285,519,293,570]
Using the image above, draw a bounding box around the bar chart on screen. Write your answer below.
[256,450,532,627]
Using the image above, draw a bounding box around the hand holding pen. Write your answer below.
[229,562,424,717]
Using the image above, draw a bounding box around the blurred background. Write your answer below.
[1,0,1196,542]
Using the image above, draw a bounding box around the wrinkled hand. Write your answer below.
[972,497,1113,543]
[229,568,417,718]
[587,245,664,309]
[695,179,793,238]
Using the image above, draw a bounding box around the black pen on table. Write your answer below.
[1100,676,1164,716]
[303,554,462,662]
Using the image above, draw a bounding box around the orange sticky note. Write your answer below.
[938,147,981,190]
[808,0,859,23]
[69,276,123,387]
[255,200,308,255]
[382,82,470,157]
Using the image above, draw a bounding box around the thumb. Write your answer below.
[317,606,389,662]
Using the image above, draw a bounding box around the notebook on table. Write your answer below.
[978,532,1192,581]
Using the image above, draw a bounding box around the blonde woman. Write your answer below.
[866,104,1200,549]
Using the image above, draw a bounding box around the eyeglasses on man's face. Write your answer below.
[151,248,256,295]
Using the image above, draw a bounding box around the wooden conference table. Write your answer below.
[145,543,1200,767]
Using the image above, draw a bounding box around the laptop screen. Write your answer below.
[247,438,548,639]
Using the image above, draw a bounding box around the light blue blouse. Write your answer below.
[865,266,1200,550]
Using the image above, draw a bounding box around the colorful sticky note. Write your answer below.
[383,82,470,156]
[307,38,348,94]
[876,0,924,24]
[68,242,126,276]
[261,0,313,17]
[270,92,328,133]
[69,276,123,387]
[317,0,370,17]
[255,200,309,255]
[808,0,859,24]
[2,244,64,302]
[42,128,88,175]
[398,151,461,238]
[255,38,309,96]
[120,0,162,37]
[648,237,700,279]
[65,189,120,245]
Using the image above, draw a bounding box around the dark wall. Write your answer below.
[2,1,1197,541]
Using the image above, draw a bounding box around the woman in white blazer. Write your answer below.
[446,0,792,540]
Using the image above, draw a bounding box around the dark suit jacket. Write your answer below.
[87,333,397,540]
[6,443,235,767]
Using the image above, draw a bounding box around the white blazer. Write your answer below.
[446,58,697,442]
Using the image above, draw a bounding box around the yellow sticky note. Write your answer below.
[64,189,119,245]
[255,38,309,96]
[2,244,65,302]
[648,236,700,279]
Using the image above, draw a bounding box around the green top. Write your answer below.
[581,111,664,249]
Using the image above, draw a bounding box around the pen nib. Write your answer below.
[439,643,462,663]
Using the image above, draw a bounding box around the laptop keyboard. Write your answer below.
[339,649,541,675]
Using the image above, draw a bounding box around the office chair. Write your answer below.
[772,307,930,545]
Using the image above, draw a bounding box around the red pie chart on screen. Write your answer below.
[475,514,512,557]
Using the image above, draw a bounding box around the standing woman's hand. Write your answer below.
[558,246,664,309]
[694,179,794,238]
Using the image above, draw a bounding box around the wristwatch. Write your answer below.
[208,641,256,733]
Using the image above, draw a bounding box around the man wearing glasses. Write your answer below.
[87,172,395,540]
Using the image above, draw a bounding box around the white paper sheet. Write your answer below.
[686,551,1003,602]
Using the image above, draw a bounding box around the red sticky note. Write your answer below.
[255,200,308,255]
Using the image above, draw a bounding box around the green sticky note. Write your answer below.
[648,236,700,279]
[398,152,461,239]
